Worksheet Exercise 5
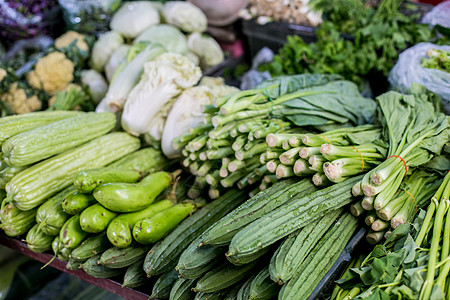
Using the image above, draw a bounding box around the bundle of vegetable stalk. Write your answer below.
[174,74,378,198]
[334,171,450,299]
[350,84,449,243]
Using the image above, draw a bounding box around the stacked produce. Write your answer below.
[350,85,449,243]
[333,172,450,299]
[174,74,378,198]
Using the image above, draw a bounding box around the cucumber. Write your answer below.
[202,178,312,246]
[81,254,124,279]
[59,214,89,250]
[177,234,225,279]
[144,189,247,277]
[226,243,273,266]
[237,274,256,300]
[2,112,116,167]
[269,208,343,284]
[279,213,358,299]
[61,191,96,215]
[0,165,26,189]
[224,285,241,300]
[228,176,363,259]
[70,232,110,261]
[194,288,233,300]
[107,200,173,248]
[194,260,259,293]
[93,171,173,212]
[0,111,81,146]
[170,278,196,300]
[122,261,147,288]
[249,266,279,300]
[79,203,118,233]
[66,258,84,271]
[99,244,151,269]
[150,269,179,300]
[74,168,145,193]
[6,132,140,211]
[133,202,197,244]
[35,186,74,236]
[25,223,54,253]
[0,201,36,237]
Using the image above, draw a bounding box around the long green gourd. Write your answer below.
[2,112,116,167]
[144,189,247,277]
[5,132,140,211]
[228,175,362,259]
[0,110,81,145]
[269,208,343,284]
[279,212,358,299]
[202,178,310,246]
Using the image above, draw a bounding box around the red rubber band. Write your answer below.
[388,155,408,176]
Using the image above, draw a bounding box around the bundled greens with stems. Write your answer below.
[175,74,377,198]
[353,85,449,212]
[335,171,450,299]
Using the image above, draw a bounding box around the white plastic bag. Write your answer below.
[388,42,450,113]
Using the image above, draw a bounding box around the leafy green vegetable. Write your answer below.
[421,49,450,73]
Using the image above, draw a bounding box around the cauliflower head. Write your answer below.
[27,52,74,95]
[54,31,89,52]
[1,82,42,114]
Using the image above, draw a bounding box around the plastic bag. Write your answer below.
[58,0,122,35]
[388,42,450,113]
[421,1,450,30]
[240,47,273,90]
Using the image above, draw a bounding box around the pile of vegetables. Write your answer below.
[334,172,450,299]
[261,0,435,88]
[174,74,378,198]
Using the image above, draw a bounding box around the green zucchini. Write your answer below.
[25,223,54,253]
[0,165,26,189]
[59,214,89,250]
[61,191,97,215]
[279,213,358,299]
[226,243,273,266]
[70,232,110,261]
[74,168,145,193]
[2,112,116,167]
[0,201,36,237]
[133,202,198,244]
[224,285,241,300]
[177,234,225,279]
[269,208,342,285]
[93,171,173,212]
[144,189,247,277]
[0,111,81,146]
[35,186,74,235]
[228,175,363,259]
[122,261,147,288]
[109,147,168,172]
[150,269,179,300]
[194,288,233,300]
[107,200,173,248]
[82,254,124,279]
[249,266,279,300]
[6,132,141,211]
[194,261,259,293]
[99,244,151,269]
[170,278,196,300]
[202,178,312,246]
[237,274,256,300]
[66,258,84,271]
[79,203,118,233]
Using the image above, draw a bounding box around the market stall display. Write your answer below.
[0,0,449,299]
